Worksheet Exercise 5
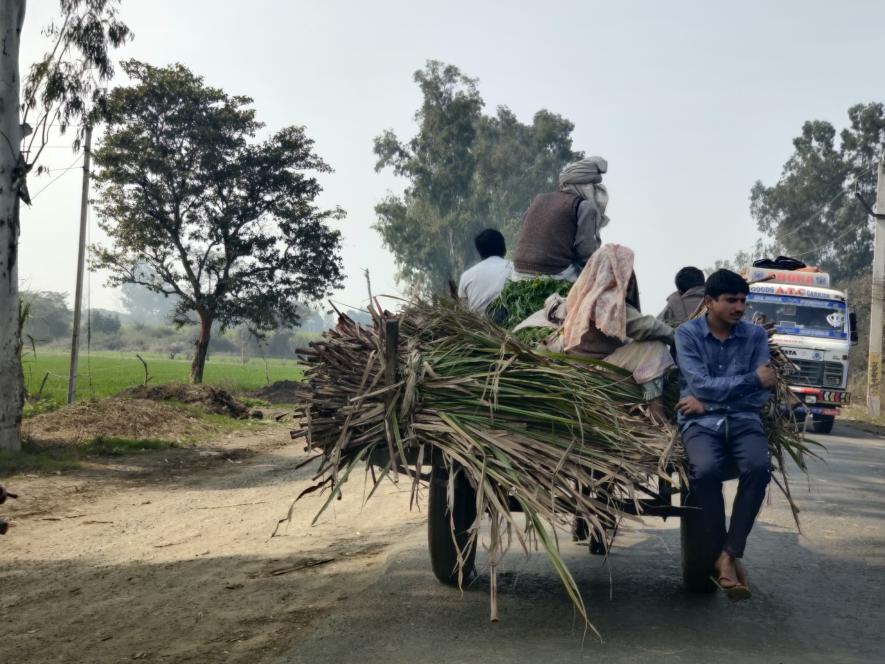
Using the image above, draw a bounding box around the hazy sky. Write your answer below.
[17,0,882,316]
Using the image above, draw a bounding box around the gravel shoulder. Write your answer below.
[0,423,422,663]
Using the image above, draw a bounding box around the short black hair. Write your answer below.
[474,228,506,259]
[675,266,705,294]
[705,269,749,299]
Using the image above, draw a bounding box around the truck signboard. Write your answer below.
[747,267,831,287]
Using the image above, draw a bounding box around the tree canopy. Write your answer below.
[121,263,179,325]
[92,60,345,383]
[374,61,582,294]
[20,290,72,342]
[749,103,885,281]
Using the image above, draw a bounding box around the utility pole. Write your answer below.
[867,155,885,417]
[67,125,93,404]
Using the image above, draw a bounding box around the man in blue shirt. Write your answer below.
[675,269,777,599]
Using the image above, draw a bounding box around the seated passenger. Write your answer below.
[457,229,513,313]
[658,266,706,327]
[511,157,609,282]
[675,268,776,600]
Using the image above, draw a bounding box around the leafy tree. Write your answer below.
[295,307,326,333]
[374,61,582,294]
[0,0,130,451]
[749,103,885,281]
[121,265,179,325]
[88,308,121,335]
[20,290,72,342]
[91,61,345,383]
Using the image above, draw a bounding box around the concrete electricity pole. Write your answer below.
[67,124,93,405]
[867,156,885,417]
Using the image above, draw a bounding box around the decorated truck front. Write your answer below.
[744,267,856,434]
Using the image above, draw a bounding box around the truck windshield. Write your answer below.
[745,293,847,340]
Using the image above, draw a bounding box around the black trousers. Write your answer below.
[682,418,770,558]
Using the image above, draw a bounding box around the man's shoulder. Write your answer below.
[463,257,511,278]
[735,320,765,339]
[676,316,705,337]
[664,290,681,306]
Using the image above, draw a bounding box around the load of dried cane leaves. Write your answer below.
[289,298,819,632]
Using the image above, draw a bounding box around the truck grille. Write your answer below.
[787,359,844,388]
[822,361,844,387]
[788,359,822,385]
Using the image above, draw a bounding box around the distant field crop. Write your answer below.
[22,350,305,403]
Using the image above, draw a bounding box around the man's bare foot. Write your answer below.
[735,558,748,586]
[714,551,740,587]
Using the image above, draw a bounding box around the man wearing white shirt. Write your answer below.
[458,229,513,313]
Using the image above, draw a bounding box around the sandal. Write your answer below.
[711,575,752,601]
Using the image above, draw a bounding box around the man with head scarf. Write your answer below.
[511,156,610,282]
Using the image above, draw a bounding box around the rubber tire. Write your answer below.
[812,415,835,434]
[680,486,717,593]
[428,460,477,586]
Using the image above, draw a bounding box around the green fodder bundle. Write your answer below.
[291,299,817,632]
[487,276,572,335]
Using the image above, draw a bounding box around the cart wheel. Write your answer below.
[428,459,477,586]
[812,415,834,434]
[589,533,608,556]
[680,485,717,593]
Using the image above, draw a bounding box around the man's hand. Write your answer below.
[755,363,777,388]
[676,395,705,416]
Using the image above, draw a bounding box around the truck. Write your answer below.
[744,266,858,434]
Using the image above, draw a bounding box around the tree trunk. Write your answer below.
[0,0,27,452]
[191,311,211,384]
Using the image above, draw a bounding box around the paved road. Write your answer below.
[282,424,885,663]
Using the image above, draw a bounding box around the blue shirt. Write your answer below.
[675,316,771,432]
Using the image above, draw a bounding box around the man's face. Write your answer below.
[705,292,747,326]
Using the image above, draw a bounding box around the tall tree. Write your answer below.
[374,61,582,295]
[749,103,885,281]
[20,290,72,341]
[120,264,178,325]
[91,61,345,383]
[0,0,130,451]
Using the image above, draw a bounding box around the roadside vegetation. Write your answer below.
[22,350,304,408]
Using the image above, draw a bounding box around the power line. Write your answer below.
[29,154,83,201]
[41,163,82,174]
[777,188,848,242]
[731,187,854,266]
[792,224,860,259]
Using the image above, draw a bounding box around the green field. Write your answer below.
[22,350,305,404]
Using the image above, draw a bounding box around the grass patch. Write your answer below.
[22,398,62,418]
[239,396,271,408]
[22,350,305,407]
[0,436,180,476]
[0,444,81,475]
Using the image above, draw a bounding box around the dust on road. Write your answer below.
[0,425,421,663]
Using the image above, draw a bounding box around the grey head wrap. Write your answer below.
[559,156,610,230]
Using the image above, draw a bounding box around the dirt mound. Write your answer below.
[251,380,301,404]
[23,398,217,444]
[120,382,250,418]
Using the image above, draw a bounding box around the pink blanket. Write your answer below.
[562,244,634,352]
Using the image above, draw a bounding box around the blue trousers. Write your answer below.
[682,418,770,558]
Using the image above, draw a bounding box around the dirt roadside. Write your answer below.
[0,424,423,663]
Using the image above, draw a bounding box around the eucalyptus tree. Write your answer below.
[0,0,130,450]
[374,61,582,295]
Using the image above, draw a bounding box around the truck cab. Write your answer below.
[744,266,854,434]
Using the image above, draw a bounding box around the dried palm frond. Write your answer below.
[290,298,816,634]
